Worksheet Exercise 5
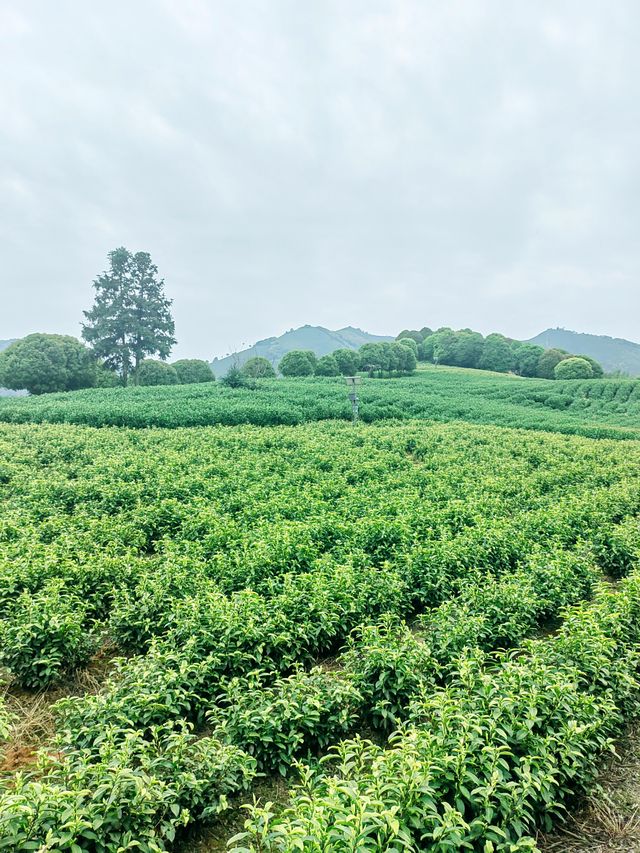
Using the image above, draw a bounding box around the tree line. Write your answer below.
[0,249,215,394]
[396,327,604,379]
[0,246,606,395]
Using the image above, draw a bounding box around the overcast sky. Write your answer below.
[2,1,639,359]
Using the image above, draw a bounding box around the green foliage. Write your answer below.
[0,368,638,437]
[0,333,96,395]
[429,328,457,365]
[512,342,545,377]
[172,358,215,384]
[0,722,255,851]
[342,619,436,730]
[397,336,419,358]
[579,355,604,378]
[396,330,424,344]
[233,569,640,850]
[315,354,340,376]
[82,247,175,385]
[358,342,416,376]
[478,333,516,373]
[210,668,362,774]
[591,517,640,579]
[332,348,360,375]
[221,366,256,388]
[136,359,179,386]
[555,356,594,380]
[537,348,569,379]
[1,420,640,848]
[0,582,96,688]
[412,327,604,380]
[242,357,276,378]
[278,350,316,376]
[94,363,121,387]
[451,329,485,368]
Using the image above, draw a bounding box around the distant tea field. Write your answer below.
[1,366,639,439]
[1,417,640,850]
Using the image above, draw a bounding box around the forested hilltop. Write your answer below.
[396,326,604,379]
[528,327,640,376]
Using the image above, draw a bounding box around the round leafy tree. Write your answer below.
[278,350,316,376]
[397,337,419,358]
[242,357,276,378]
[136,359,179,386]
[0,333,96,395]
[537,348,569,379]
[173,359,214,384]
[478,334,516,373]
[332,348,360,375]
[512,342,545,377]
[396,330,423,344]
[577,355,604,378]
[315,354,340,376]
[554,356,594,380]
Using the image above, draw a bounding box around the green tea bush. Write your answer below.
[1,369,639,439]
[591,516,640,579]
[341,619,436,731]
[0,722,255,851]
[232,569,640,851]
[0,583,96,688]
[210,668,362,775]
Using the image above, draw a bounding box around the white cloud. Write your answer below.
[1,0,639,356]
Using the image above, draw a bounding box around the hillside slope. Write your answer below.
[210,325,392,376]
[1,366,639,440]
[528,328,640,376]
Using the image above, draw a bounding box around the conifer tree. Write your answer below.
[82,248,175,384]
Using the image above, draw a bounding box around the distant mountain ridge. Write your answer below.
[210,325,393,376]
[527,328,640,376]
[0,340,15,352]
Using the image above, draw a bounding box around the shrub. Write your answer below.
[278,351,316,376]
[136,359,179,386]
[537,348,569,379]
[221,366,256,388]
[342,619,436,730]
[172,359,214,384]
[0,583,96,688]
[332,348,360,375]
[0,333,96,395]
[210,668,362,774]
[315,354,340,376]
[242,357,276,379]
[555,357,594,380]
[0,722,255,851]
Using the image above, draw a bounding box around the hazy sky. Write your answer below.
[2,1,639,359]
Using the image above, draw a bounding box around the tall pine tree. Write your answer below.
[82,248,176,384]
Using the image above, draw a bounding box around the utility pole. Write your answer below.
[344,376,361,424]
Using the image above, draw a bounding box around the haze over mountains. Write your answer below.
[527,329,640,377]
[210,326,393,377]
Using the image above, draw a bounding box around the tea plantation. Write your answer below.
[1,375,640,850]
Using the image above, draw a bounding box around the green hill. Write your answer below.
[527,328,640,376]
[210,325,392,377]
